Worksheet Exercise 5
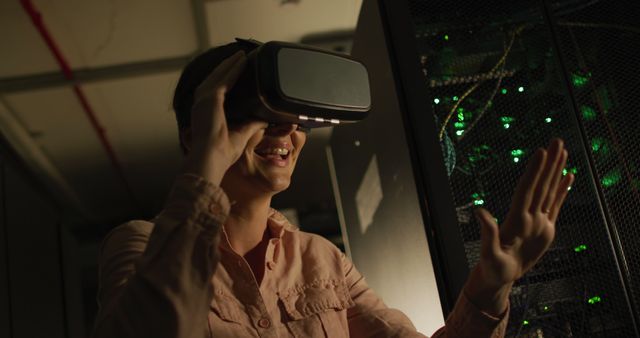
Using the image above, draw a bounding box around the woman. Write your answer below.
[92,42,574,337]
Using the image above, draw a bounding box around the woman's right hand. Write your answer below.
[183,51,268,185]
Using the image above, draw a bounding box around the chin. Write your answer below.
[223,153,297,196]
[263,175,291,194]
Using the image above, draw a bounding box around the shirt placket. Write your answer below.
[236,256,278,336]
[220,228,280,337]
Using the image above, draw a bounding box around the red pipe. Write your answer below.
[20,0,139,210]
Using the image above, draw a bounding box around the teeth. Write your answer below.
[257,147,289,156]
[274,148,289,155]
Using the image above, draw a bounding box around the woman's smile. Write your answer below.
[254,141,294,168]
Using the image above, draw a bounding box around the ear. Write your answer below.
[179,128,192,154]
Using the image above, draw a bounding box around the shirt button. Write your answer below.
[258,317,271,328]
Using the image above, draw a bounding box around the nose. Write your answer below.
[265,123,297,136]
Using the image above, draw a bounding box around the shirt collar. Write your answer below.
[219,208,298,254]
[267,208,299,239]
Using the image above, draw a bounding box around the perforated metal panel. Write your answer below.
[403,0,638,336]
[553,0,640,323]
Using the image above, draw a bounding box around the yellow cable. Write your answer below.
[438,26,525,141]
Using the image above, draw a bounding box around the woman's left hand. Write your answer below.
[466,138,575,316]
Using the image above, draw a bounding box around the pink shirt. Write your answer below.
[92,174,508,337]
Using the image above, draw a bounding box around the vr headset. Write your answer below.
[225,38,371,129]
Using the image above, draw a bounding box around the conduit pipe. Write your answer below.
[20,0,139,209]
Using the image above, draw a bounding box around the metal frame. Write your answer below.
[373,0,640,329]
[541,0,640,333]
[378,0,470,313]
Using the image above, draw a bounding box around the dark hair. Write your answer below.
[173,42,242,133]
[173,41,261,153]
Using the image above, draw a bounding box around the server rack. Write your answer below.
[331,0,640,336]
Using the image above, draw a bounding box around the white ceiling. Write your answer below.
[206,0,362,45]
[0,0,363,226]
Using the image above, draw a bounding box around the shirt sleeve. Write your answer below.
[430,290,509,338]
[91,174,230,338]
[343,252,508,338]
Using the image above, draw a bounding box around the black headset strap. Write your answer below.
[235,38,263,51]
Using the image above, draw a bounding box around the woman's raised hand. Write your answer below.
[466,138,575,316]
[184,51,268,185]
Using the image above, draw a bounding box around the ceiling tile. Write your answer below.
[3,0,198,78]
[205,0,362,45]
[0,1,60,77]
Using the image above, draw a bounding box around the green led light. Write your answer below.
[444,34,449,41]
[456,130,464,136]
[501,88,508,95]
[543,306,550,312]
[545,117,552,123]
[434,98,440,104]
[471,192,485,206]
[500,117,515,129]
[591,138,610,155]
[523,320,529,325]
[581,106,597,121]
[453,95,459,101]
[601,169,621,188]
[518,86,524,92]
[574,244,588,252]
[563,166,578,176]
[572,72,591,87]
[469,146,491,163]
[591,138,603,152]
[454,122,466,129]
[588,296,602,304]
[511,149,525,157]
[510,149,524,164]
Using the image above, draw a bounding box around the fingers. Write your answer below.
[215,53,248,109]
[542,148,568,212]
[221,52,248,90]
[475,208,502,257]
[511,148,547,212]
[549,173,574,222]
[195,50,245,98]
[530,139,564,213]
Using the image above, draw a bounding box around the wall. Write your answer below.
[0,141,83,338]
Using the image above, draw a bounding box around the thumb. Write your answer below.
[475,208,501,258]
